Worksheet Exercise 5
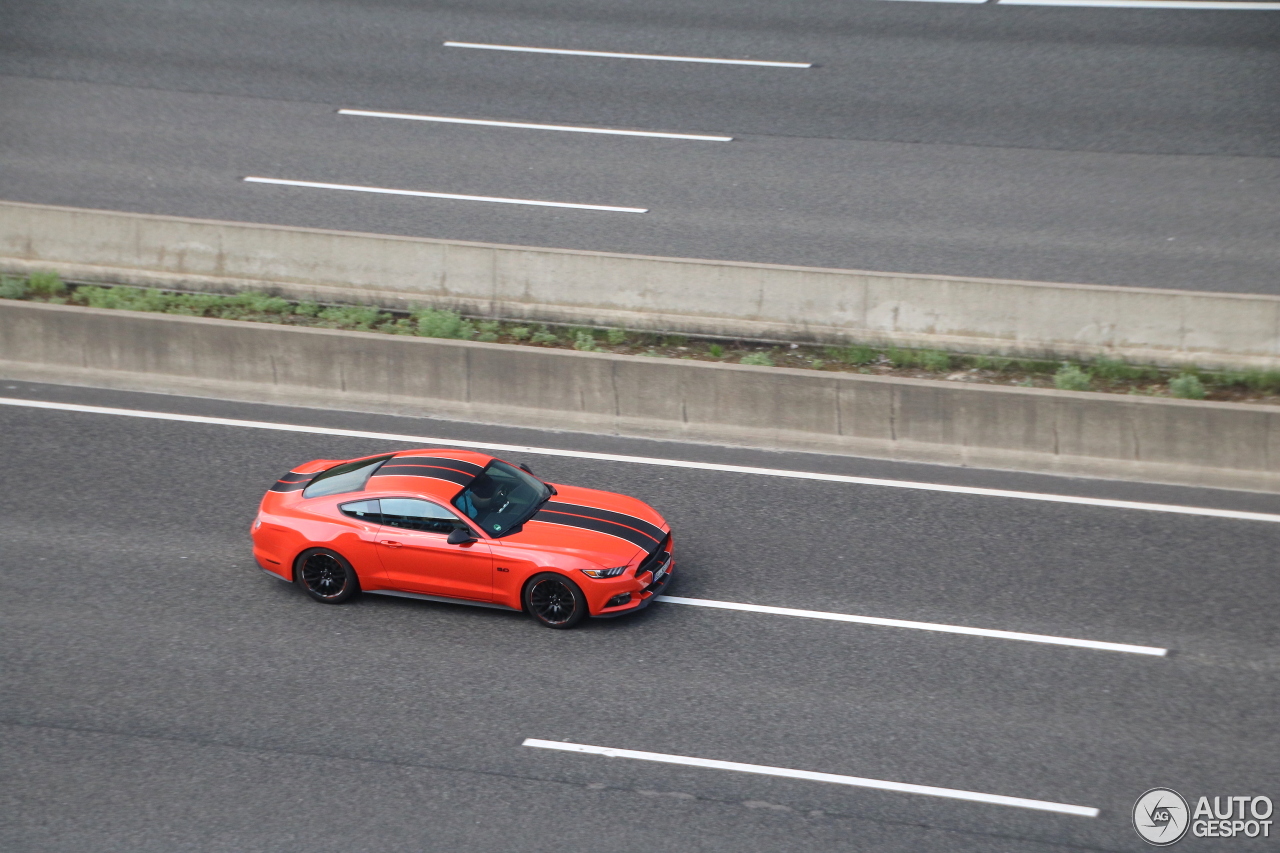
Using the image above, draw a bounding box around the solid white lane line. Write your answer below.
[656,596,1166,655]
[3,398,1278,525]
[875,0,988,4]
[242,177,646,214]
[521,739,1099,816]
[337,109,733,141]
[1000,0,1280,7]
[443,41,813,68]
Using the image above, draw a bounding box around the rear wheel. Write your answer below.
[524,573,587,629]
[294,548,359,604]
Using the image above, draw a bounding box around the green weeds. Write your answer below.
[530,326,560,344]
[413,307,473,339]
[1054,363,1092,392]
[27,271,65,297]
[920,349,951,373]
[0,275,29,299]
[740,352,774,366]
[1169,373,1206,400]
[573,330,603,352]
[7,275,1280,402]
[825,345,877,366]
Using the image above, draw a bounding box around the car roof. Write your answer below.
[358,448,495,502]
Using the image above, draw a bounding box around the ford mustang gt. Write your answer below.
[252,450,674,628]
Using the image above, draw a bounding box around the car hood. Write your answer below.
[505,483,668,566]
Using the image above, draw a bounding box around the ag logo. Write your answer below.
[1134,788,1190,846]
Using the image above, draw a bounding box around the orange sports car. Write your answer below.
[252,449,674,628]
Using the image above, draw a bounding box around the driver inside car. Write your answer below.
[456,476,499,520]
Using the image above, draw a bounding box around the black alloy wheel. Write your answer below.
[524,573,587,629]
[295,548,359,604]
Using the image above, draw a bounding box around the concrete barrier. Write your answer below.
[1,201,1278,371]
[2,300,1277,493]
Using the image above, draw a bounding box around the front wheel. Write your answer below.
[524,573,587,629]
[294,548,360,604]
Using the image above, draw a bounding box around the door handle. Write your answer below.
[379,540,403,548]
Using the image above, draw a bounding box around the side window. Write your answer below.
[380,498,467,535]
[339,499,381,523]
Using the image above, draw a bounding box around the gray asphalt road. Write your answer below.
[2,380,1276,852]
[1,0,1278,291]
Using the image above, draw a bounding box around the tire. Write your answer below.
[294,548,360,604]
[523,572,587,629]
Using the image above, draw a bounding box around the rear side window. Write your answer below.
[380,498,468,534]
[303,455,394,499]
[339,499,381,522]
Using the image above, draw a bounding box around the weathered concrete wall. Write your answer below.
[2,201,1278,370]
[2,300,1275,492]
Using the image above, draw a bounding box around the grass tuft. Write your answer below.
[825,345,876,366]
[323,304,387,330]
[530,326,559,344]
[740,351,774,366]
[27,271,66,297]
[413,307,473,339]
[0,276,29,299]
[1054,363,1092,391]
[920,349,951,372]
[1169,373,1206,400]
[573,331,603,352]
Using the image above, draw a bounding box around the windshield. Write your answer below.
[452,460,550,537]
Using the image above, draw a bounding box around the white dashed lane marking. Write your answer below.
[521,739,1100,817]
[338,109,733,142]
[656,596,1168,655]
[243,177,647,213]
[443,41,814,68]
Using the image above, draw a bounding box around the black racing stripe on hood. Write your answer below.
[532,509,657,550]
[542,501,665,544]
[371,463,474,486]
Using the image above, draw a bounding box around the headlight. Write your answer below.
[581,566,627,579]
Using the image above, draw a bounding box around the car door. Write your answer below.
[374,497,492,601]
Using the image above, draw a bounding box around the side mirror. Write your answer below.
[447,527,477,545]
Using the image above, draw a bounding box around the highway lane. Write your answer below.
[1,1,1278,291]
[1,381,1276,851]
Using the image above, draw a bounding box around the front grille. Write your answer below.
[637,532,671,577]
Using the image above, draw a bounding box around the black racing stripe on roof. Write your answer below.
[270,470,315,492]
[542,501,665,543]
[531,510,656,550]
[390,456,485,476]
[371,464,473,487]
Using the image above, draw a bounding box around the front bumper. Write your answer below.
[591,563,673,619]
